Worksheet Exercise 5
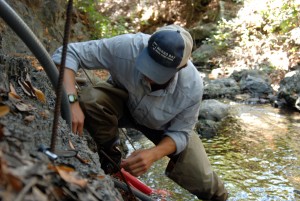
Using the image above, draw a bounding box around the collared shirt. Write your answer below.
[52,33,203,154]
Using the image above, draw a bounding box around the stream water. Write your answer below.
[126,102,300,201]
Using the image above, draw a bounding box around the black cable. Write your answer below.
[99,150,139,201]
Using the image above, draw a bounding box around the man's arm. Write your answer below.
[64,68,85,135]
[121,136,176,176]
[52,40,112,135]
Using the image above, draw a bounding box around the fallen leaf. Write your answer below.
[33,87,46,103]
[39,110,50,119]
[0,157,23,192]
[68,140,90,164]
[18,79,35,97]
[24,115,35,122]
[9,83,21,100]
[17,73,37,98]
[28,56,44,71]
[25,73,36,93]
[9,92,21,101]
[35,66,44,71]
[17,73,46,103]
[14,102,36,112]
[7,172,23,191]
[0,105,10,117]
[56,168,88,188]
[68,140,76,150]
[48,164,75,173]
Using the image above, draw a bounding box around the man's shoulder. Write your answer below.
[108,33,150,47]
[107,33,150,59]
[179,61,202,85]
[177,61,203,99]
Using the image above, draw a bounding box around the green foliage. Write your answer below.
[210,0,300,48]
[232,0,244,3]
[207,21,234,50]
[260,0,299,34]
[206,0,300,70]
[73,0,129,39]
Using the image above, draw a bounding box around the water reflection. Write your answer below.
[126,103,300,201]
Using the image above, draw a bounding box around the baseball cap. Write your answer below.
[136,24,193,84]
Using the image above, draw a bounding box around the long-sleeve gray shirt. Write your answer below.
[52,33,203,154]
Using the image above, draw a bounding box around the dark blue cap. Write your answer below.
[136,25,193,84]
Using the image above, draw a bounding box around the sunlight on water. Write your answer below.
[126,103,300,201]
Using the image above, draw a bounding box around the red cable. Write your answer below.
[116,169,153,195]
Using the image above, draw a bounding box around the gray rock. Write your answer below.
[197,99,230,138]
[189,23,217,42]
[230,69,270,83]
[239,75,273,96]
[196,119,220,138]
[230,69,273,98]
[277,70,300,110]
[192,44,216,65]
[203,78,240,99]
[199,99,230,121]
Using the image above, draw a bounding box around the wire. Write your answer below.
[50,0,73,151]
[99,150,138,201]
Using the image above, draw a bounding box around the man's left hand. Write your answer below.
[121,136,176,177]
[120,149,156,176]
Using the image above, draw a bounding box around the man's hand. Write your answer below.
[121,149,156,176]
[121,136,177,177]
[70,102,85,136]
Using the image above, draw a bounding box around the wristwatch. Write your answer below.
[68,94,78,103]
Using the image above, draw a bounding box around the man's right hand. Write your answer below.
[70,99,85,136]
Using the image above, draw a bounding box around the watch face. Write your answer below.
[68,94,77,103]
[69,95,75,102]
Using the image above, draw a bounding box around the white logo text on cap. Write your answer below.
[152,42,175,62]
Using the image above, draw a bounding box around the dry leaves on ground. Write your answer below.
[0,105,10,117]
[0,135,115,201]
[17,73,46,103]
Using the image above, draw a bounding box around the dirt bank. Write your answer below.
[0,54,123,200]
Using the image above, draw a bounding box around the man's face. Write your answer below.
[144,76,156,84]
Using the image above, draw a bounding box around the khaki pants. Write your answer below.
[79,82,228,201]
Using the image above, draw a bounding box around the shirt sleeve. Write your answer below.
[52,37,120,72]
[164,100,201,155]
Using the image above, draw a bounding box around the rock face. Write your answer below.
[0,0,92,55]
